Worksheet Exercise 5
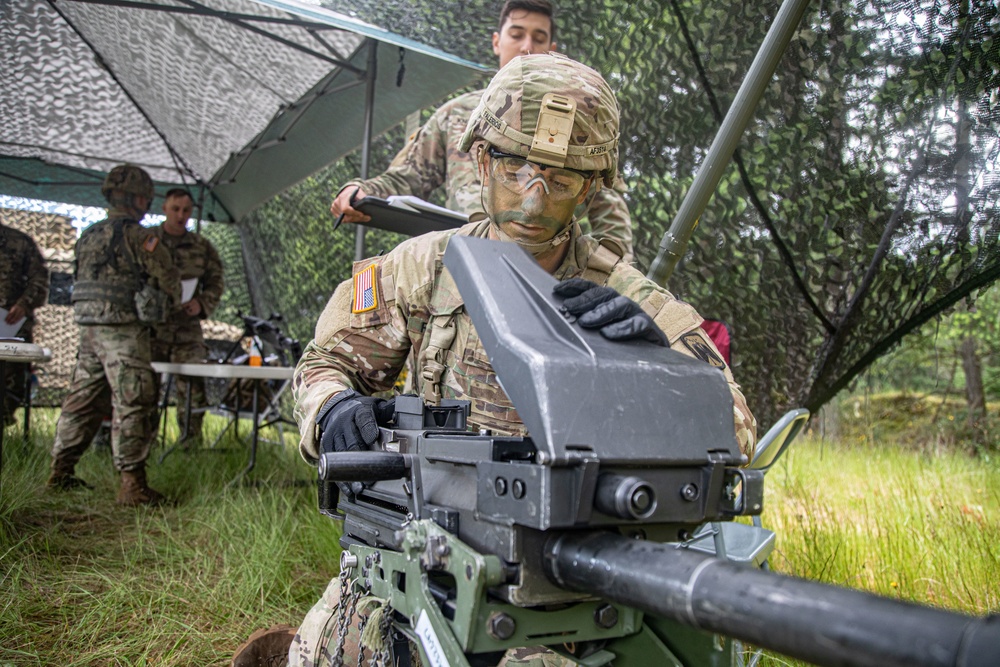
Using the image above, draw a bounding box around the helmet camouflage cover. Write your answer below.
[101,164,154,202]
[460,52,620,186]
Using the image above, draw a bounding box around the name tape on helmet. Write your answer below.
[481,107,504,133]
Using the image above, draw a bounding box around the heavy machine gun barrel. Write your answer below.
[545,531,1000,667]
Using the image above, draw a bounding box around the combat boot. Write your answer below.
[116,467,165,506]
[231,625,296,667]
[47,458,92,490]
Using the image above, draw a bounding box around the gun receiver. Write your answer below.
[317,237,1000,667]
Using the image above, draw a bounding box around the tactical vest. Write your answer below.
[416,235,624,406]
[71,218,141,324]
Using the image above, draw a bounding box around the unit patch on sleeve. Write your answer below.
[352,264,378,314]
[679,331,727,370]
[143,235,160,253]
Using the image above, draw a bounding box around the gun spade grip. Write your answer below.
[318,451,408,481]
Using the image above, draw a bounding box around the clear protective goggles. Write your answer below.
[487,147,593,201]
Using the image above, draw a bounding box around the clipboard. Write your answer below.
[353,196,467,236]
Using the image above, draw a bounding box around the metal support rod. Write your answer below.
[646,0,812,286]
[545,531,1000,667]
[354,40,378,261]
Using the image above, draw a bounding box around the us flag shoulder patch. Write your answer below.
[352,264,378,313]
[143,235,160,253]
[679,331,727,370]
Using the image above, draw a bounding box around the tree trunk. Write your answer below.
[960,336,986,434]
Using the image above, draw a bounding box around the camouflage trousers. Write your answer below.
[151,335,208,442]
[290,577,576,667]
[51,324,157,472]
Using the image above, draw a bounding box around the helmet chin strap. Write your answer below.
[491,220,572,254]
[477,179,573,256]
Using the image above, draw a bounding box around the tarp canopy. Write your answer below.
[0,0,489,221]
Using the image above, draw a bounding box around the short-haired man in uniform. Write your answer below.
[329,0,634,258]
[151,188,225,447]
[231,52,756,667]
[48,164,181,506]
[0,221,49,427]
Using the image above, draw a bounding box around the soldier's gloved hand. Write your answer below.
[554,278,669,347]
[316,389,396,496]
[317,389,396,454]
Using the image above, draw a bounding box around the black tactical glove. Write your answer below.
[316,389,396,496]
[317,389,396,454]
[554,278,669,347]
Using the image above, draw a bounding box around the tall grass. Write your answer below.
[0,409,340,666]
[1,402,997,666]
[755,416,1000,666]
[765,437,999,613]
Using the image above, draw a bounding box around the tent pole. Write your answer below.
[355,39,378,261]
[645,0,811,287]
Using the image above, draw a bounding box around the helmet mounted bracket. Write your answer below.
[527,93,576,168]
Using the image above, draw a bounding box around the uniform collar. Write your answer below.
[105,207,141,222]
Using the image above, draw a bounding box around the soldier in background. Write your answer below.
[151,188,225,448]
[48,164,181,506]
[0,221,49,427]
[329,0,635,259]
[233,53,755,667]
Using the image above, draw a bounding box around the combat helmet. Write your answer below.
[101,164,154,202]
[459,52,619,186]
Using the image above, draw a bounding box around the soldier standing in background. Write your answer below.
[151,188,225,448]
[329,0,635,259]
[48,164,181,506]
[0,221,50,427]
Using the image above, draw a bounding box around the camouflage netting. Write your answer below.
[236,0,999,429]
[2,207,77,405]
[4,0,998,430]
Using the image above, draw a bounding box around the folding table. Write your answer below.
[151,361,294,483]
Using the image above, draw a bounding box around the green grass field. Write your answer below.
[1,399,997,666]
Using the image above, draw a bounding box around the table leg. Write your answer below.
[159,373,174,446]
[181,381,192,443]
[229,379,259,486]
[234,379,240,441]
[22,363,32,444]
[158,373,183,463]
[1,361,6,479]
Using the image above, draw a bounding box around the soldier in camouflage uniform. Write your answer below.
[48,164,181,506]
[0,222,49,427]
[330,0,634,259]
[151,188,225,446]
[231,53,756,667]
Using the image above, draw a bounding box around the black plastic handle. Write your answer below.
[318,451,409,482]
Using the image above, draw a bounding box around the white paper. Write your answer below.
[181,278,198,304]
[0,307,26,338]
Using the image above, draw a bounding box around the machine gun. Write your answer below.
[317,237,1000,667]
[222,311,302,366]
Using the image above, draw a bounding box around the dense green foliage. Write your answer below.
[865,285,1000,398]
